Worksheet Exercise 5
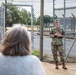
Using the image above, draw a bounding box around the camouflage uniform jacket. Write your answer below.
[50,28,65,45]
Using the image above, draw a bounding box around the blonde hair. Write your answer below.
[0,25,31,56]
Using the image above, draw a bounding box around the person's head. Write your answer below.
[0,25,31,56]
[55,19,60,28]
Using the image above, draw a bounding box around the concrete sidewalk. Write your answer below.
[42,62,76,75]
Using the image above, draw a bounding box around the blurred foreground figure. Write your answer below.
[50,19,67,69]
[0,25,46,75]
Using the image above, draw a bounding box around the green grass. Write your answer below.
[33,50,39,57]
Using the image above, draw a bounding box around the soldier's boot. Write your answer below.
[62,62,67,70]
[55,61,59,69]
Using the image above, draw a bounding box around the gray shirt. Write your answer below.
[0,54,46,75]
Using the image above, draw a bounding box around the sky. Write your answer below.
[9,0,53,18]
[55,0,76,17]
[12,0,76,18]
[0,0,76,18]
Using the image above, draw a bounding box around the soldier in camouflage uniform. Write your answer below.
[50,19,67,69]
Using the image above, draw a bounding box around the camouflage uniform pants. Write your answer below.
[51,45,64,63]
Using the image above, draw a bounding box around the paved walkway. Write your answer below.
[42,62,76,75]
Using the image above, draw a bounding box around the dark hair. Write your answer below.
[0,25,31,56]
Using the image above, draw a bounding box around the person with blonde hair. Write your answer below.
[0,25,46,75]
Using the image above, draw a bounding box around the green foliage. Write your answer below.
[26,20,31,25]
[34,15,53,25]
[33,50,39,57]
[34,17,40,25]
[43,15,52,24]
[6,3,53,27]
[34,19,40,25]
[6,3,31,26]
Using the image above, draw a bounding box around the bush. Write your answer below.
[33,50,39,57]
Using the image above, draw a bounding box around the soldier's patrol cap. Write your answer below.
[55,19,60,23]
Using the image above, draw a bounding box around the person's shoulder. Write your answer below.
[60,28,64,31]
[27,55,40,61]
[60,27,63,30]
[26,55,41,64]
[0,53,5,58]
[51,27,55,31]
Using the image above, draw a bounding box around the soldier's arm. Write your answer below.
[61,29,65,38]
[50,29,55,38]
[62,29,65,35]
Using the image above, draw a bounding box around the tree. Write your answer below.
[6,3,31,27]
[20,9,31,24]
[43,15,53,26]
[34,17,40,25]
[7,5,21,24]
[34,15,53,25]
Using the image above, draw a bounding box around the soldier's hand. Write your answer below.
[55,32,62,37]
[54,33,58,36]
[57,33,62,37]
